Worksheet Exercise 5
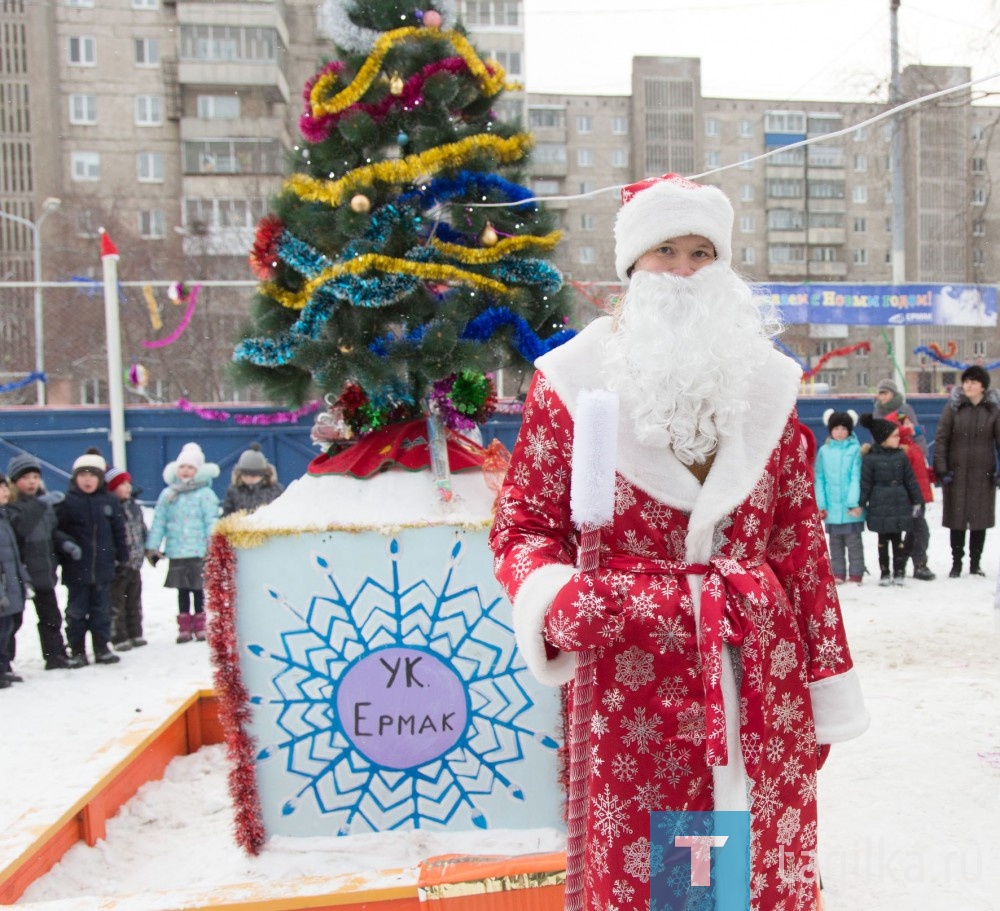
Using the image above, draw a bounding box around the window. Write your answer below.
[973,340,987,357]
[853,125,867,141]
[529,108,563,129]
[533,142,566,164]
[739,151,754,169]
[76,209,100,238]
[580,213,595,231]
[133,0,158,7]
[973,248,985,265]
[811,246,839,263]
[487,49,521,76]
[972,187,987,206]
[973,218,986,237]
[532,179,559,196]
[494,1,519,25]
[139,209,166,239]
[768,209,805,230]
[66,0,94,6]
[71,151,100,181]
[135,38,160,66]
[765,111,806,133]
[463,1,491,25]
[68,36,96,65]
[853,216,867,233]
[740,184,754,202]
[705,117,720,137]
[183,139,282,174]
[738,119,753,138]
[741,247,755,265]
[179,25,282,63]
[768,244,806,264]
[972,124,985,141]
[853,248,868,265]
[611,116,628,135]
[576,115,592,134]
[852,185,868,203]
[137,152,164,182]
[611,148,628,168]
[135,95,163,126]
[69,94,97,124]
[740,214,755,233]
[856,370,869,387]
[809,180,845,199]
[197,95,241,119]
[577,148,594,167]
[578,247,596,264]
[705,150,720,169]
[766,179,803,198]
[972,157,987,174]
[853,153,867,171]
[578,180,595,194]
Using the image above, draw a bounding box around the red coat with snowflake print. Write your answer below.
[489,318,869,911]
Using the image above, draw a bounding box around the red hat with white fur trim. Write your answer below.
[614,173,734,282]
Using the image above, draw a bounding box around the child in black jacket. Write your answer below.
[6,452,79,669]
[55,449,129,666]
[859,413,924,587]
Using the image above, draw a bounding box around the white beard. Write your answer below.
[603,264,781,465]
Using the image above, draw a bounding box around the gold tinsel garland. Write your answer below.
[309,27,511,118]
[430,230,562,264]
[284,133,533,209]
[262,252,509,311]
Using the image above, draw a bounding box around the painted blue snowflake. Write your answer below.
[245,533,559,834]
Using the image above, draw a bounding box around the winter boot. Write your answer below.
[93,634,121,664]
[912,563,936,581]
[950,537,964,578]
[66,650,88,668]
[892,569,906,587]
[879,570,892,587]
[969,535,986,576]
[176,612,194,644]
[192,611,207,641]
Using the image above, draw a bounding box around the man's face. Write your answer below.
[631,234,716,277]
[241,472,263,486]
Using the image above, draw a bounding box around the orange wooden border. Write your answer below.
[0,689,222,905]
[1,690,567,911]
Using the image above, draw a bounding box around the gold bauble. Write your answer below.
[350,193,371,213]
[479,222,498,247]
[389,73,404,96]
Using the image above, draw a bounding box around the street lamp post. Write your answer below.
[0,196,61,405]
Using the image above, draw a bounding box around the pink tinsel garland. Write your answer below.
[176,398,322,426]
[141,284,201,349]
[205,533,266,855]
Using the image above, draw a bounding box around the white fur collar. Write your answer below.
[535,317,801,563]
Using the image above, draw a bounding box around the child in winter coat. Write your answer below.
[859,414,924,586]
[887,411,936,581]
[145,442,220,644]
[5,452,79,670]
[55,449,129,666]
[0,472,29,688]
[105,467,149,650]
[814,410,866,583]
[221,444,284,517]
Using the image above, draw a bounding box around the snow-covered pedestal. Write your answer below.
[207,459,563,852]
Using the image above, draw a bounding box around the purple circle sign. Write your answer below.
[336,647,468,770]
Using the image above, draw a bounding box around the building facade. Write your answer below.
[1,1,997,403]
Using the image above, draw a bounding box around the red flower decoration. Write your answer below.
[249,215,285,281]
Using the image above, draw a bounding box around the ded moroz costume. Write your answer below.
[489,174,869,910]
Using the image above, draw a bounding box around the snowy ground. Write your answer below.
[2,500,999,909]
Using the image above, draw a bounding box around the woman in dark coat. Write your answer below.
[933,365,1000,577]
[860,414,924,585]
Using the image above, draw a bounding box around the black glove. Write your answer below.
[939,471,954,487]
[62,540,82,561]
[145,549,162,567]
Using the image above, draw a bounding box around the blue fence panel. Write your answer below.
[1,396,950,503]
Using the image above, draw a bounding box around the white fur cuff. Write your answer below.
[809,667,871,743]
[511,563,578,687]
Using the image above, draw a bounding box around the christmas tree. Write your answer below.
[233,0,574,440]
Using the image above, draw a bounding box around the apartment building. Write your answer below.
[2,0,997,402]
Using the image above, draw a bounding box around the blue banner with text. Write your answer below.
[762,282,997,327]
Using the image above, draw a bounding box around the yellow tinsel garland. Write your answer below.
[309,27,509,118]
[430,230,562,264]
[285,133,532,208]
[262,253,509,311]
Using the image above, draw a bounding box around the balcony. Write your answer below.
[805,260,849,278]
[177,61,290,104]
[177,0,288,45]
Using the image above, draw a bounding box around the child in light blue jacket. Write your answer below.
[145,442,219,643]
[814,410,866,583]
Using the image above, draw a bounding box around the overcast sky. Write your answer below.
[522,0,1000,103]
